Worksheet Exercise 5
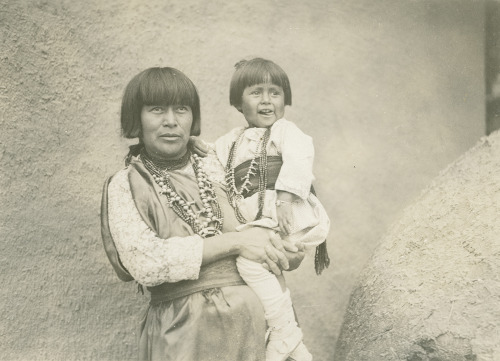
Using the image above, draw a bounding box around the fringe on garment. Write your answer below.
[309,186,330,275]
[314,241,330,275]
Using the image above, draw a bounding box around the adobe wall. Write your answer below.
[335,131,500,361]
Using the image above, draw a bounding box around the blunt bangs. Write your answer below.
[139,69,198,110]
[229,58,292,107]
[121,67,201,139]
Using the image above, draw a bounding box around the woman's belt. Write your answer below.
[147,258,245,305]
[233,156,283,198]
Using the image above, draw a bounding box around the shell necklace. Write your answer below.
[225,127,271,223]
[141,149,224,238]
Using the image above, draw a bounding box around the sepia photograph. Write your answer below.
[1,0,499,360]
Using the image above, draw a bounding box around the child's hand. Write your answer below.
[276,190,300,235]
[277,202,294,235]
[189,136,210,157]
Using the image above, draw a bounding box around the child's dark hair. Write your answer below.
[121,67,201,139]
[229,58,292,108]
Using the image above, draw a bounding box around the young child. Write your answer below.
[214,58,330,361]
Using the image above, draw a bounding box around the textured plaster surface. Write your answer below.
[335,131,500,361]
[0,0,485,360]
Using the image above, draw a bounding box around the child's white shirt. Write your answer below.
[215,118,329,248]
[215,118,315,200]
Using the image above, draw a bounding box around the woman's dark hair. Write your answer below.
[121,67,201,139]
[229,58,292,108]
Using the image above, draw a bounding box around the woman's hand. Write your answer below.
[236,228,289,276]
[263,238,305,272]
[284,241,305,271]
[189,136,210,157]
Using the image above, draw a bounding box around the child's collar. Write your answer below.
[242,118,287,142]
[245,117,286,130]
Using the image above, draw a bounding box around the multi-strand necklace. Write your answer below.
[141,149,224,238]
[225,127,271,223]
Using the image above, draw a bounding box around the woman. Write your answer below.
[100,67,305,361]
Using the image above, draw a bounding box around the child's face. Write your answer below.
[239,83,285,128]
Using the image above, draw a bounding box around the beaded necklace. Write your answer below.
[225,127,271,223]
[140,149,224,238]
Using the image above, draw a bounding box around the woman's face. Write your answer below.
[141,105,193,160]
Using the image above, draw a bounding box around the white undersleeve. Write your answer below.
[107,169,204,287]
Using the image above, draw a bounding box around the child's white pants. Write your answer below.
[236,256,296,326]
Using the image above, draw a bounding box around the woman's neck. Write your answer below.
[141,148,191,171]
